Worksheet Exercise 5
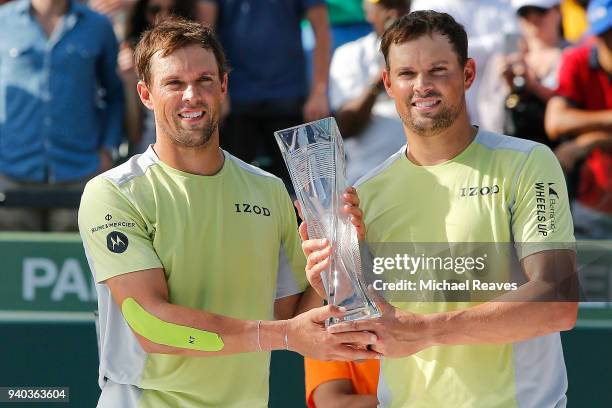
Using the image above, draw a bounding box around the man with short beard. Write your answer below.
[78,18,378,408]
[300,11,578,407]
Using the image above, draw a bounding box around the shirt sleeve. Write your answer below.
[78,177,162,283]
[554,49,585,107]
[304,358,352,408]
[511,145,576,259]
[275,184,309,299]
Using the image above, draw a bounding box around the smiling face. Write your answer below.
[382,32,475,137]
[137,44,228,148]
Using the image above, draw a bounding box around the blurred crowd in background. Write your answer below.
[0,0,610,238]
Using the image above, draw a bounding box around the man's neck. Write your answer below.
[404,112,477,166]
[31,0,69,18]
[153,134,225,176]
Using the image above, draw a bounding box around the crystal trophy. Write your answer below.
[274,117,380,324]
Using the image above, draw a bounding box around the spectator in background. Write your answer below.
[478,0,565,147]
[200,0,331,184]
[545,0,612,238]
[302,0,370,91]
[304,358,379,408]
[119,0,200,154]
[410,0,519,125]
[330,0,409,184]
[327,0,372,49]
[0,0,124,231]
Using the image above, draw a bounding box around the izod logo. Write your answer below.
[459,185,500,197]
[234,203,270,217]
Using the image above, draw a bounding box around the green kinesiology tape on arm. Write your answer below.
[121,297,224,352]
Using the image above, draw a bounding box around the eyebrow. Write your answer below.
[160,71,217,83]
[394,60,450,71]
[160,76,180,83]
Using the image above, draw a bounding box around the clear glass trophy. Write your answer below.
[274,117,380,324]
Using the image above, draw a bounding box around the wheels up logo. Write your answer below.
[106,231,129,253]
[534,182,558,236]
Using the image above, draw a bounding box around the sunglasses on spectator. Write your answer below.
[517,6,549,18]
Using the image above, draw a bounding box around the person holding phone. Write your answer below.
[478,0,565,147]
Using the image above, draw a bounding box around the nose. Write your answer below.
[182,84,203,105]
[413,73,433,97]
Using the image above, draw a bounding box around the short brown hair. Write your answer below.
[380,10,468,69]
[134,17,229,85]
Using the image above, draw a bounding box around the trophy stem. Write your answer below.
[274,117,381,326]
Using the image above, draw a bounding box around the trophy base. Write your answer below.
[328,303,381,326]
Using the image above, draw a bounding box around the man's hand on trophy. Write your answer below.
[300,236,331,299]
[294,187,366,241]
[326,288,435,358]
[341,187,366,240]
[295,187,366,299]
[285,304,381,361]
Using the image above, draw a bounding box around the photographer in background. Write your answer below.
[479,0,565,148]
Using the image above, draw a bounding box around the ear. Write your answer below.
[383,69,394,99]
[137,81,155,111]
[220,72,228,96]
[464,58,476,91]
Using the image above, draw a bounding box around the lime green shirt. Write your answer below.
[79,147,307,407]
[356,130,574,408]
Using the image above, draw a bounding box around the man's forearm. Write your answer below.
[428,249,579,345]
[574,131,612,150]
[139,301,288,356]
[295,286,325,315]
[335,82,382,138]
[312,379,378,408]
[309,5,331,97]
[546,97,612,140]
[427,298,577,346]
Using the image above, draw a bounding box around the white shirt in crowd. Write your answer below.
[329,32,406,185]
